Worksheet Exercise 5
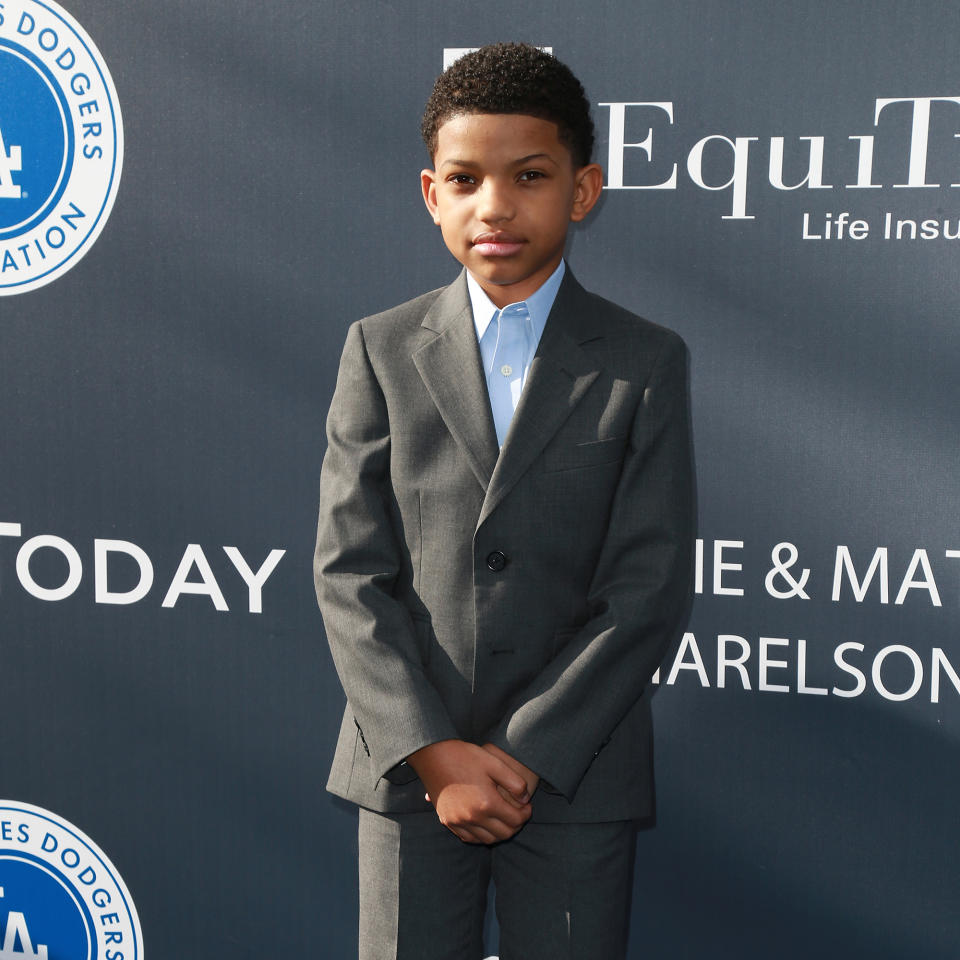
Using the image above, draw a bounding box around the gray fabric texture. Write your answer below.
[315,269,694,822]
[358,808,637,960]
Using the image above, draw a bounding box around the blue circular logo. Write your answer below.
[0,41,74,237]
[0,801,142,960]
[0,0,123,295]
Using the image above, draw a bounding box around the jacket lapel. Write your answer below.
[478,271,601,527]
[413,272,500,490]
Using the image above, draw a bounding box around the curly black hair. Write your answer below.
[421,43,594,167]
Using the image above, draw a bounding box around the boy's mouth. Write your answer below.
[472,232,525,257]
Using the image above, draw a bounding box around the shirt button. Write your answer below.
[486,550,508,572]
[500,364,513,377]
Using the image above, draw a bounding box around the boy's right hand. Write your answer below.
[407,739,532,845]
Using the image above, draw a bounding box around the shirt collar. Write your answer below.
[466,259,565,345]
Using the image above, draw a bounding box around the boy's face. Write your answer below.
[421,113,602,308]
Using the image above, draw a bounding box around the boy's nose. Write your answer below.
[476,180,514,222]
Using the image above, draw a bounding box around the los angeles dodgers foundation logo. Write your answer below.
[0,801,142,959]
[0,0,123,295]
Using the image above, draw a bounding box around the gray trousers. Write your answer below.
[358,808,637,960]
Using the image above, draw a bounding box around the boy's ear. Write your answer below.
[421,169,441,225]
[570,163,604,223]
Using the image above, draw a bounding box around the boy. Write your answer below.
[315,42,693,960]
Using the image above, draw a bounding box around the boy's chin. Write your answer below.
[463,257,532,287]
[468,268,529,293]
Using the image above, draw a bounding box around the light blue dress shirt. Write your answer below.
[467,260,565,447]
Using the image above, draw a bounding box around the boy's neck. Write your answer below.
[466,261,565,344]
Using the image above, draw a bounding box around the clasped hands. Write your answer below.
[407,740,540,845]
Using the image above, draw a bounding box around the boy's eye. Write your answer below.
[448,174,475,185]
[518,170,545,181]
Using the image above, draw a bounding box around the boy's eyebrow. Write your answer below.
[439,158,480,170]
[439,152,559,170]
[511,153,557,166]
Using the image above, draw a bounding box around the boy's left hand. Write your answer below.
[481,743,539,805]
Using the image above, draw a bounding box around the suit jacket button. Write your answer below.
[486,550,508,572]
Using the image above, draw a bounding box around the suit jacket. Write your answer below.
[314,268,693,823]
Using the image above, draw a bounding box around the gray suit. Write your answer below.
[315,268,693,825]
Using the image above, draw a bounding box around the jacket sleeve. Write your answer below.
[485,332,694,800]
[315,321,458,783]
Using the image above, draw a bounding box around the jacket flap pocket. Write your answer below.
[543,435,627,473]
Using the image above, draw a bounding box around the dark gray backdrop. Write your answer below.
[2,1,958,957]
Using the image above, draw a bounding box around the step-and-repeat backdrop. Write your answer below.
[2,1,957,957]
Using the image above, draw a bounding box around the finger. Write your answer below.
[501,784,530,805]
[471,789,527,827]
[495,784,526,809]
[483,801,531,834]
[481,744,533,795]
[488,766,528,802]
[452,824,499,845]
[472,820,513,844]
[480,748,529,797]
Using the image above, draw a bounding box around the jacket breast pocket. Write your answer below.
[542,435,628,474]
